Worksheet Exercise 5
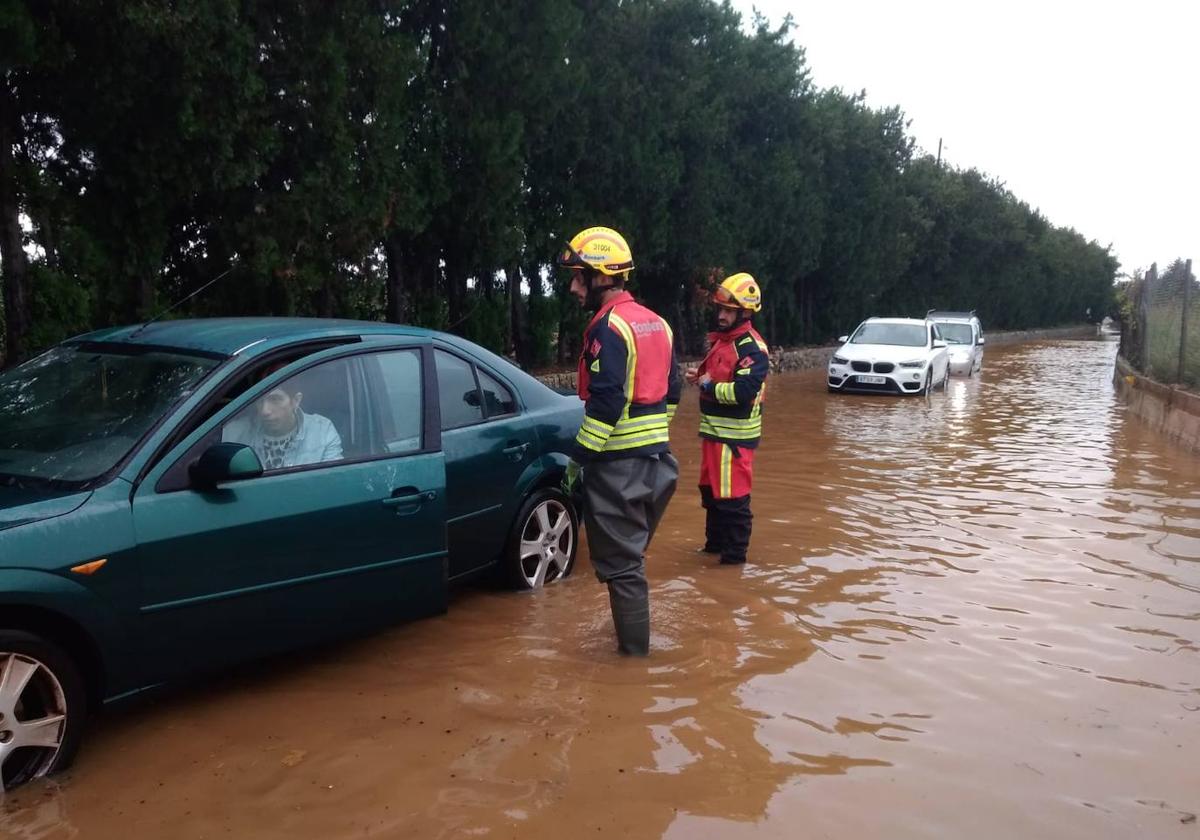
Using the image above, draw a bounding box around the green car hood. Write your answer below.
[0,484,93,532]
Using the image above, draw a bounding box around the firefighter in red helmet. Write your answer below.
[685,273,769,565]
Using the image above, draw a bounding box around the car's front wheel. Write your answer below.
[505,488,578,590]
[0,630,87,792]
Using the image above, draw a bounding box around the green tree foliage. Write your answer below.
[1,0,1120,368]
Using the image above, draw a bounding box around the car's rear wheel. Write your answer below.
[505,488,578,590]
[0,630,87,792]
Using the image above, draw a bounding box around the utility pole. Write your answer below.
[1181,258,1194,384]
[936,138,943,166]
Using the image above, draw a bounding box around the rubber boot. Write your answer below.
[716,495,752,565]
[607,577,650,656]
[699,485,722,554]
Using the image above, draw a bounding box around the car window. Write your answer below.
[435,349,484,429]
[219,357,354,472]
[0,344,219,485]
[937,323,975,344]
[477,368,517,418]
[850,323,926,347]
[370,349,424,454]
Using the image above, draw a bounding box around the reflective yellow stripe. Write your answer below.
[607,312,637,406]
[700,414,761,440]
[575,430,604,451]
[604,428,670,450]
[700,413,761,429]
[609,418,669,440]
[608,427,668,443]
[615,412,667,430]
[720,444,733,497]
[582,416,615,435]
[714,381,737,404]
[667,404,677,422]
[577,425,608,445]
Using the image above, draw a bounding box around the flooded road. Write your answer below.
[3,338,1198,839]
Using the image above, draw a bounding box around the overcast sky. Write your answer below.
[733,0,1197,275]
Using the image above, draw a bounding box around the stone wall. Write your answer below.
[1113,355,1200,454]
[534,323,1097,390]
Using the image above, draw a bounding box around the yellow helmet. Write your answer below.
[713,272,762,313]
[556,226,634,277]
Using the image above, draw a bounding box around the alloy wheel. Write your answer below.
[517,498,574,589]
[0,652,69,792]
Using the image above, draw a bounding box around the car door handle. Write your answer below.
[382,488,437,513]
[503,442,530,460]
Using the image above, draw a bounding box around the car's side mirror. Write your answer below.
[977,336,986,345]
[932,339,947,349]
[190,442,263,489]
[837,335,849,343]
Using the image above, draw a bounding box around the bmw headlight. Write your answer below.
[899,359,926,368]
[832,355,849,365]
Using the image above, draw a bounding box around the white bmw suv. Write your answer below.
[928,310,985,376]
[827,317,950,396]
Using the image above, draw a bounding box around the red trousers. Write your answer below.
[698,439,755,499]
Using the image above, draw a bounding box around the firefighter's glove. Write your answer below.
[561,459,582,497]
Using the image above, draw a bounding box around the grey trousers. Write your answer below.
[582,452,679,655]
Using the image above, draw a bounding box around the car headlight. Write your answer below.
[831,355,848,365]
[899,359,926,368]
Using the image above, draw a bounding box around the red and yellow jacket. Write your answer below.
[697,321,769,448]
[574,291,681,461]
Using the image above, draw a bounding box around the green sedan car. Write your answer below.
[0,318,583,791]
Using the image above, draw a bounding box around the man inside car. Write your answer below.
[222,372,343,470]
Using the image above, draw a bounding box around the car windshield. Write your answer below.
[850,323,927,347]
[0,344,220,486]
[937,323,975,344]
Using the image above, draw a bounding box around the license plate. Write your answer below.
[857,375,886,384]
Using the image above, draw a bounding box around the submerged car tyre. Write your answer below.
[0,630,87,791]
[506,487,578,590]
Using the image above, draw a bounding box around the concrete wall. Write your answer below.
[535,323,1097,391]
[1113,356,1200,454]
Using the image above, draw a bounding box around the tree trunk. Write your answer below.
[443,250,465,331]
[384,234,408,323]
[0,82,31,367]
[556,307,571,366]
[506,263,532,367]
[317,276,336,319]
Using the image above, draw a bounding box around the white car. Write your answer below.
[929,310,985,376]
[827,317,950,396]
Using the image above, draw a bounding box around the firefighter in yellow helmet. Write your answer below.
[684,273,769,565]
[556,226,681,656]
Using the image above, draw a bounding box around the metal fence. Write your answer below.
[1121,259,1199,386]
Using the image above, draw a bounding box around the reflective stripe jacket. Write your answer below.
[697,321,769,448]
[574,291,681,461]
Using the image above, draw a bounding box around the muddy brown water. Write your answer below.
[3,338,1198,840]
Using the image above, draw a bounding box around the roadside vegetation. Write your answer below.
[1,0,1117,369]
